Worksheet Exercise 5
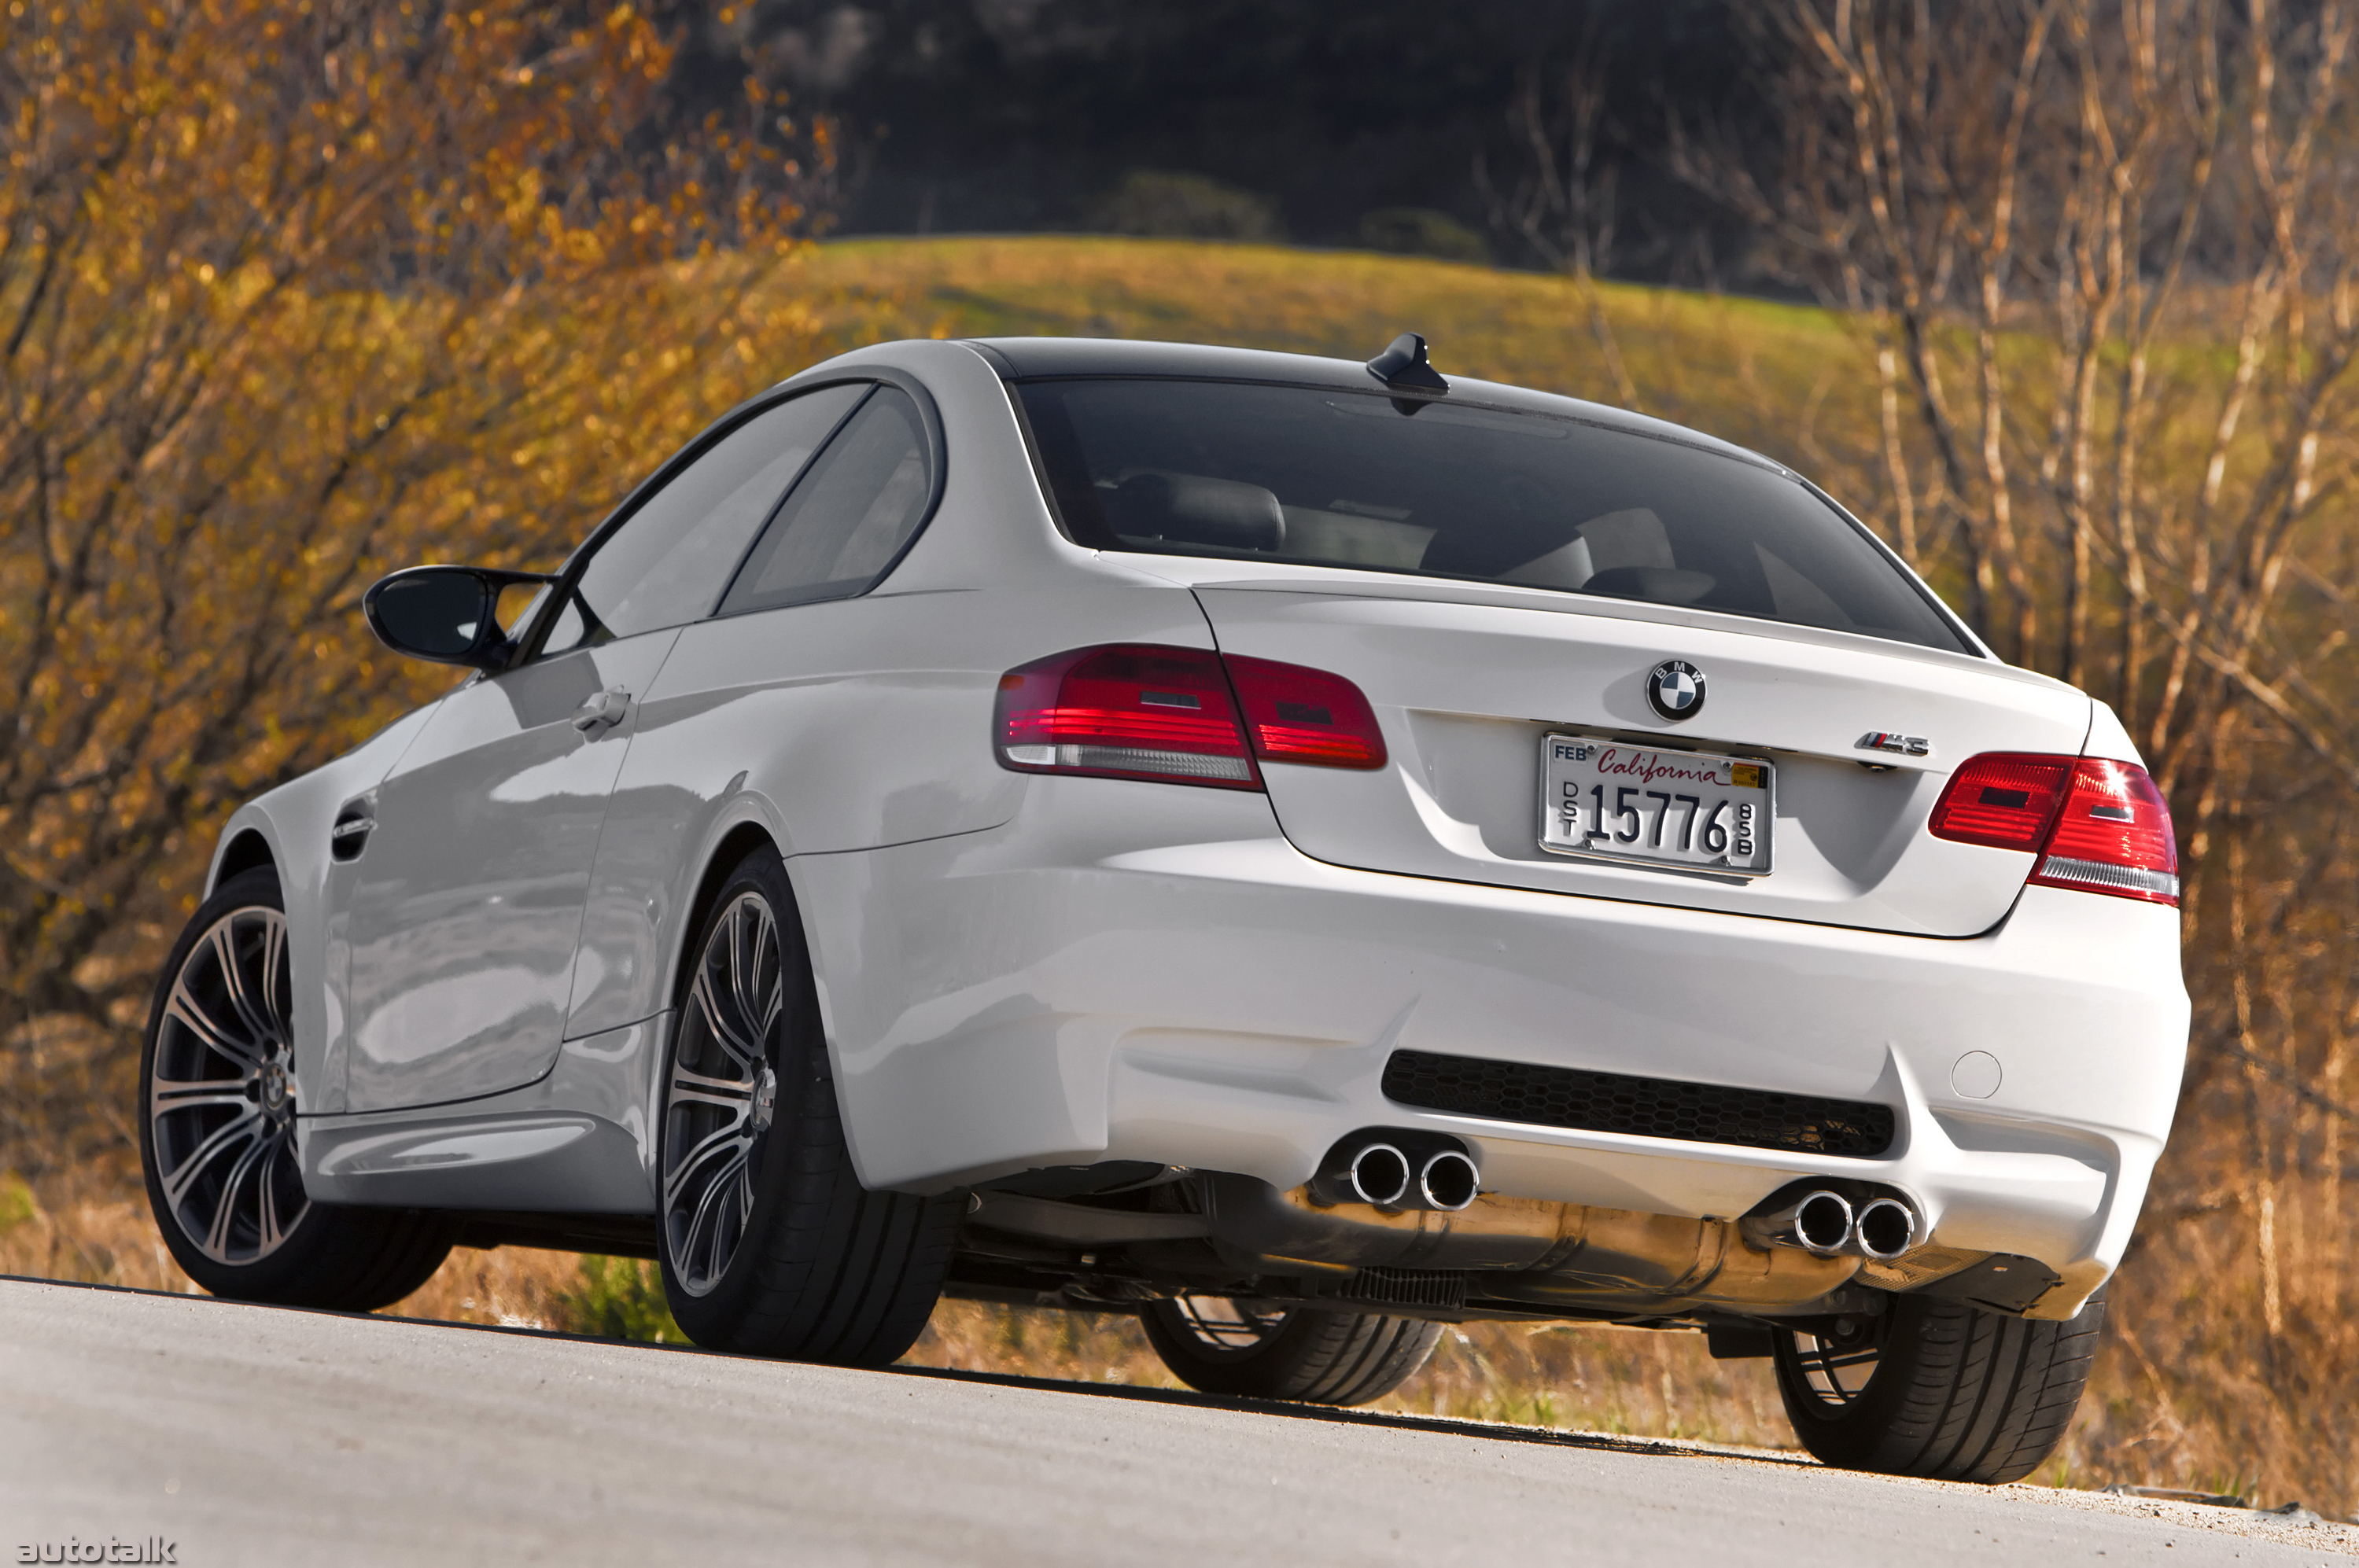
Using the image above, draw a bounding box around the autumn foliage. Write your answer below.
[0,1,833,1036]
[1,0,2355,1518]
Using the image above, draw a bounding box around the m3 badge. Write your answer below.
[1858,731,1932,757]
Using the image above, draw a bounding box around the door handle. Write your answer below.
[572,686,632,733]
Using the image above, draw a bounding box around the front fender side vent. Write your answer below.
[330,801,376,863]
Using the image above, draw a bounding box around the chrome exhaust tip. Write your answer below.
[1741,1189,1856,1256]
[1417,1150,1480,1212]
[1793,1191,1855,1254]
[1346,1143,1413,1208]
[1852,1197,1919,1261]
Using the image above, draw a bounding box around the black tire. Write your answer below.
[1141,1295,1441,1405]
[1773,1287,2107,1483]
[656,844,963,1364]
[139,867,455,1310]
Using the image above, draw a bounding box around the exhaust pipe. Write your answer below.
[1310,1130,1480,1210]
[1739,1189,1855,1257]
[1852,1197,1919,1261]
[1344,1143,1412,1207]
[1417,1150,1480,1211]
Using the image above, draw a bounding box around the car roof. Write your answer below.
[964,336,1781,473]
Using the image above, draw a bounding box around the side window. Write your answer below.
[718,386,934,617]
[540,382,867,655]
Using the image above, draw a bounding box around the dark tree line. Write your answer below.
[643,0,1764,283]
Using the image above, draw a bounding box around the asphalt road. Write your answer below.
[1,1278,2351,1566]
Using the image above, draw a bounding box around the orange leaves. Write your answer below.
[0,0,840,1025]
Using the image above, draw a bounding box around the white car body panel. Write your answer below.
[342,631,679,1111]
[197,333,2185,1324]
[798,779,2182,1306]
[208,703,442,1121]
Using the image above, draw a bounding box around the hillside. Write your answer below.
[785,235,1885,515]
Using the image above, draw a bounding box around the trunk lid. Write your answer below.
[1187,571,2092,937]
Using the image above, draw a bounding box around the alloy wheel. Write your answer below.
[148,907,308,1264]
[662,891,783,1297]
[1162,1294,1294,1355]
[1786,1315,1886,1409]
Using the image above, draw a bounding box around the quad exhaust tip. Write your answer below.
[1853,1197,1919,1261]
[1321,1131,1483,1212]
[1346,1143,1412,1208]
[1418,1150,1480,1212]
[1739,1187,1922,1260]
[1790,1190,1855,1255]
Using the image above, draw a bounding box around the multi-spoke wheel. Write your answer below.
[1141,1294,1441,1405]
[1771,1289,2108,1482]
[139,867,455,1309]
[1782,1313,1885,1412]
[654,844,963,1364]
[662,891,782,1297]
[147,900,306,1264]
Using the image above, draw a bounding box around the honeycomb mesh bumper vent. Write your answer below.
[1381,1048,1896,1158]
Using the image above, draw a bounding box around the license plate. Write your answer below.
[1539,734,1774,875]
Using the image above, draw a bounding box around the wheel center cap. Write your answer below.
[259,1060,289,1115]
[750,1064,778,1133]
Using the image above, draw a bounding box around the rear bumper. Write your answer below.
[798,776,2188,1316]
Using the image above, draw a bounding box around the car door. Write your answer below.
[337,382,867,1112]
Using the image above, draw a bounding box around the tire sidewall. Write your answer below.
[1141,1300,1325,1396]
[657,847,821,1345]
[1771,1298,1919,1461]
[1772,1289,2108,1478]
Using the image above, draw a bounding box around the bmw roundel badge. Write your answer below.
[1646,659,1706,722]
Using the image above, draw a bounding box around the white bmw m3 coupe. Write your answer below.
[142,331,2188,1482]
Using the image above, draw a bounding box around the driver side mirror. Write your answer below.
[363,565,555,669]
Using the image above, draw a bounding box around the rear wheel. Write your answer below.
[657,845,963,1364]
[1141,1294,1441,1405]
[1773,1288,2106,1482]
[139,867,453,1309]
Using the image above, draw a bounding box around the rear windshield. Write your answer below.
[1015,378,1971,656]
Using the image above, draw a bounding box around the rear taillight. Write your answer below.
[2029,757,2180,904]
[996,645,1259,788]
[1930,753,2180,906]
[1926,754,2075,851]
[1225,655,1388,770]
[994,644,1388,788]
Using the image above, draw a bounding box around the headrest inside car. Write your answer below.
[1581,565,1718,605]
[1106,472,1286,551]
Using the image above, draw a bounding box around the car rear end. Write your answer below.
[827,337,2187,1325]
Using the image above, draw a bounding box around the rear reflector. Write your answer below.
[1930,752,2179,906]
[994,644,1389,788]
[996,645,1259,788]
